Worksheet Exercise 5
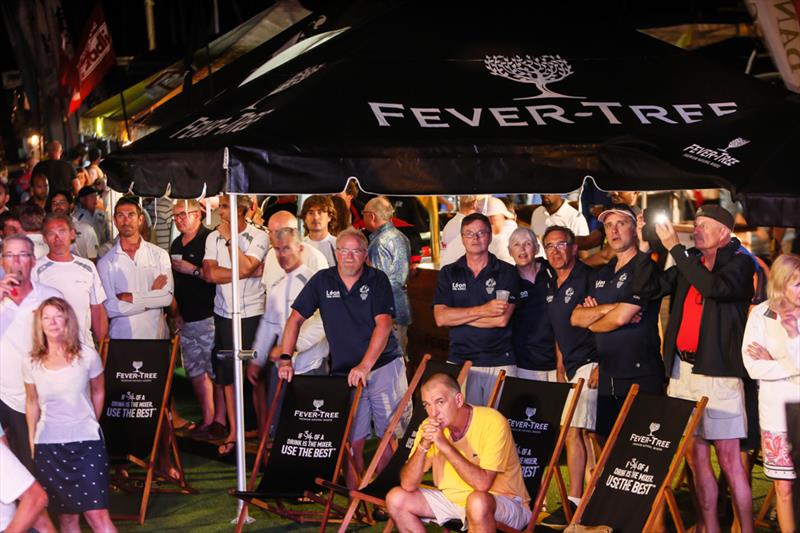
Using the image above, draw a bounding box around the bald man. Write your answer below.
[261,211,328,293]
[32,141,75,195]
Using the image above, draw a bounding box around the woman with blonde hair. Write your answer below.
[742,253,800,533]
[23,297,116,532]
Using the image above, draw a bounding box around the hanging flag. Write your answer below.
[747,0,800,93]
[67,1,115,115]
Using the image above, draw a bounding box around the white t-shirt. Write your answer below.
[72,218,100,260]
[33,256,107,346]
[441,212,465,249]
[97,239,173,339]
[0,282,63,413]
[303,234,337,267]
[253,263,328,374]
[204,223,269,318]
[530,202,589,238]
[262,243,327,299]
[1,439,35,530]
[22,345,104,444]
[488,221,517,265]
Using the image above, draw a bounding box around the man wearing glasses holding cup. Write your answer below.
[279,227,410,488]
[434,212,520,406]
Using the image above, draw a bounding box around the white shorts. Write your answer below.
[351,357,411,441]
[465,365,517,406]
[667,358,747,441]
[516,368,558,382]
[419,488,531,531]
[561,362,598,431]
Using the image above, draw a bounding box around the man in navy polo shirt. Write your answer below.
[279,227,410,488]
[542,225,599,520]
[571,204,663,437]
[434,213,520,406]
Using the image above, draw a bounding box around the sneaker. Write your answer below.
[541,500,578,528]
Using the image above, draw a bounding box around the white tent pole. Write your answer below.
[228,191,248,519]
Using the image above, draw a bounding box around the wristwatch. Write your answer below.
[192,267,201,277]
[279,353,292,361]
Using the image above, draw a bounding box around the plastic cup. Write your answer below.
[495,290,510,302]
[171,254,183,261]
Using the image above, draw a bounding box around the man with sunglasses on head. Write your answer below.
[651,205,754,533]
[279,227,410,489]
[433,213,520,406]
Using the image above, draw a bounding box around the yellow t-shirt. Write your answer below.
[410,406,530,507]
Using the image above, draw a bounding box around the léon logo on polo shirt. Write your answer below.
[564,287,575,303]
[616,272,628,289]
[595,280,606,288]
[452,282,467,291]
[359,285,370,301]
[545,294,553,303]
[485,277,496,295]
[325,289,341,299]
[629,422,671,451]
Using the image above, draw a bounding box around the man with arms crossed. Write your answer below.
[386,373,530,532]
[434,213,520,405]
[279,228,410,488]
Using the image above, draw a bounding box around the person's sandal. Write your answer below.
[217,440,236,457]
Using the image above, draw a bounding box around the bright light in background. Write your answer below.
[28,134,40,147]
[95,117,103,139]
[655,212,669,224]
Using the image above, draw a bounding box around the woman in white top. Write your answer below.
[742,253,800,533]
[23,297,116,532]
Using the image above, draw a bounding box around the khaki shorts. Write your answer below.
[419,488,531,530]
[667,358,746,441]
[561,362,598,431]
[351,357,411,442]
[465,365,517,406]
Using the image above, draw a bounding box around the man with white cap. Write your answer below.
[653,204,754,533]
[483,197,517,265]
[570,204,664,437]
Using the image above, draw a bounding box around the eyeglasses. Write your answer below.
[336,248,366,256]
[174,210,199,220]
[462,230,490,240]
[543,241,570,253]
[2,252,34,260]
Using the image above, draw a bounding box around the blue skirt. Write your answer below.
[34,439,110,513]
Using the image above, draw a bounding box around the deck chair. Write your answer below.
[231,375,362,531]
[318,357,474,532]
[570,386,707,533]
[493,375,584,532]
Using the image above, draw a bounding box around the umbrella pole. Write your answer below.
[228,192,249,523]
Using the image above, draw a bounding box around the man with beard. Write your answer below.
[530,194,589,239]
[300,195,338,267]
[33,213,107,347]
[571,204,663,437]
[24,174,48,211]
[97,198,173,340]
[280,228,409,488]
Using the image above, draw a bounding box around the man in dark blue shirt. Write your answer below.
[542,225,599,519]
[434,213,520,405]
[571,205,663,438]
[280,227,410,488]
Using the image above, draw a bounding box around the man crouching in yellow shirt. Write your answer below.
[386,373,531,532]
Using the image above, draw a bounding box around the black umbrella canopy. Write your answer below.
[103,2,800,223]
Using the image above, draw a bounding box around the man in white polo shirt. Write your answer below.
[262,210,327,291]
[97,197,173,339]
[203,195,268,456]
[0,234,62,470]
[33,213,107,346]
[300,195,338,267]
[530,194,589,239]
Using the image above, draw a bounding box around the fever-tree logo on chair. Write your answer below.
[313,399,325,412]
[525,407,537,422]
[485,54,585,100]
[648,422,661,438]
[132,361,143,373]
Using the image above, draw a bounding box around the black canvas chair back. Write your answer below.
[361,360,466,500]
[255,375,352,498]
[579,393,696,533]
[786,402,800,520]
[494,377,572,506]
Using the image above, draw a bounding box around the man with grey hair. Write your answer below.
[0,235,62,469]
[507,227,556,382]
[363,196,412,353]
[280,227,410,488]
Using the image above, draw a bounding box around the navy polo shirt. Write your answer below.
[292,265,402,375]
[545,260,598,379]
[433,253,521,367]
[590,251,663,379]
[512,259,556,372]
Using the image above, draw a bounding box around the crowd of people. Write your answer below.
[0,145,798,532]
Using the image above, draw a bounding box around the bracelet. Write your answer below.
[418,444,430,453]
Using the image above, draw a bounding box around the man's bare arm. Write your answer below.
[588,302,642,333]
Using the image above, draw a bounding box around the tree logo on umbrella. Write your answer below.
[485,54,585,100]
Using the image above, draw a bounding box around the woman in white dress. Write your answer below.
[742,253,800,533]
[23,297,116,532]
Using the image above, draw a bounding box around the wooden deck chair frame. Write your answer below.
[570,385,708,533]
[233,378,363,532]
[103,336,196,525]
[494,376,585,533]
[317,357,475,533]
